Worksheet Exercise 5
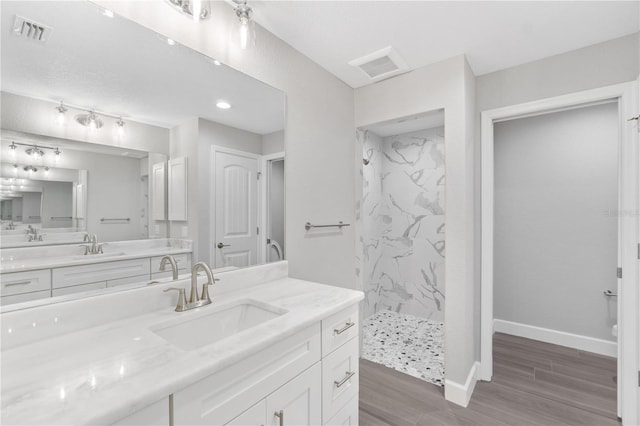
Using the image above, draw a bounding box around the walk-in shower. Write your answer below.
[357,109,445,387]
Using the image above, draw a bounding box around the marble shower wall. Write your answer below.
[361,127,445,321]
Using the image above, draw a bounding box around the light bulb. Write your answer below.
[192,0,202,22]
[116,118,125,138]
[240,18,249,50]
[9,142,16,156]
[56,103,66,126]
[44,167,50,176]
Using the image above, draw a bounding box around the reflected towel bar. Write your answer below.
[51,216,72,220]
[100,217,131,223]
[305,221,350,231]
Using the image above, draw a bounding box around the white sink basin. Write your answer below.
[70,252,126,260]
[150,300,286,351]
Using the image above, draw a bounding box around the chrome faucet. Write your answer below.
[159,255,179,280]
[79,234,105,255]
[28,228,42,242]
[164,261,215,312]
[190,262,214,303]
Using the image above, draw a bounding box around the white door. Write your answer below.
[265,362,321,426]
[215,151,259,268]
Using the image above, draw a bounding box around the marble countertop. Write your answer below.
[0,275,363,425]
[0,239,192,273]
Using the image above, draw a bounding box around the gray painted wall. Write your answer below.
[475,32,639,358]
[494,102,618,342]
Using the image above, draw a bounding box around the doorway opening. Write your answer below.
[358,109,446,388]
[480,83,639,424]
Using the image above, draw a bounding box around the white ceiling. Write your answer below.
[252,1,640,88]
[1,1,285,134]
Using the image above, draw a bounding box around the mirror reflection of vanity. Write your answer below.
[0,1,286,306]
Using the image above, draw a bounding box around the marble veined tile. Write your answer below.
[362,310,444,387]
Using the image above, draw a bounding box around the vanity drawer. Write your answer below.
[107,274,151,288]
[52,281,106,297]
[324,395,358,426]
[150,253,190,274]
[321,304,359,357]
[322,336,359,422]
[0,269,51,297]
[1,289,50,306]
[173,323,321,426]
[52,258,151,288]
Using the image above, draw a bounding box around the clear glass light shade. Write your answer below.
[237,16,255,50]
[56,110,65,125]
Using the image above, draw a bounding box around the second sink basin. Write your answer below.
[150,300,286,351]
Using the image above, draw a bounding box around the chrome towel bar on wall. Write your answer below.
[305,221,350,231]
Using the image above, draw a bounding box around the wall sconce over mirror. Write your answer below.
[166,0,210,21]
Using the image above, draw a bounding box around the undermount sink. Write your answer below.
[150,300,286,351]
[70,252,126,260]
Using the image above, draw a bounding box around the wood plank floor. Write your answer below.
[359,333,619,425]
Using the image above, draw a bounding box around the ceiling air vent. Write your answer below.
[349,46,408,81]
[12,15,53,44]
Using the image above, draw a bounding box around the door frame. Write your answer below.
[210,145,263,268]
[480,81,639,424]
[260,152,285,264]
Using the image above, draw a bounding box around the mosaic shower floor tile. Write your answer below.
[362,310,444,387]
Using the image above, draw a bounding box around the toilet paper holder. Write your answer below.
[603,289,617,297]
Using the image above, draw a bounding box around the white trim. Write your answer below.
[494,319,617,358]
[259,152,285,264]
[480,81,639,425]
[444,361,480,408]
[209,145,262,268]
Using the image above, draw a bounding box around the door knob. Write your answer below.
[217,242,230,249]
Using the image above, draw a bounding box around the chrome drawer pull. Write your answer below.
[333,321,355,335]
[4,281,31,287]
[274,410,284,426]
[334,371,355,388]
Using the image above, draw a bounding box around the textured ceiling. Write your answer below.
[252,1,640,88]
[1,1,285,134]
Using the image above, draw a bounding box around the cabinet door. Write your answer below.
[226,399,267,426]
[168,157,187,221]
[112,397,169,426]
[266,362,321,426]
[152,162,167,221]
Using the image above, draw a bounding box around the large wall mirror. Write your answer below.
[1,1,285,267]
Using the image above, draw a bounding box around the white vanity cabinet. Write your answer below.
[115,303,360,426]
[0,253,192,305]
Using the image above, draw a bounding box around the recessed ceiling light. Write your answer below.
[216,101,231,110]
[167,38,176,46]
[102,9,114,18]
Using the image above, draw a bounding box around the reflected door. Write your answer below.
[214,151,258,268]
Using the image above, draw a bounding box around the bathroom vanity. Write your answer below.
[0,261,363,425]
[0,238,192,305]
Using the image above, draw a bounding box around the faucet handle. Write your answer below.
[200,282,213,303]
[78,244,91,255]
[164,287,188,312]
[96,243,107,254]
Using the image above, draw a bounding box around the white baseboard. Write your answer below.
[494,319,616,357]
[445,361,480,407]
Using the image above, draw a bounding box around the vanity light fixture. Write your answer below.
[9,141,17,156]
[13,164,18,175]
[55,101,67,125]
[233,0,255,50]
[44,166,50,176]
[166,0,210,21]
[25,146,44,158]
[216,101,231,109]
[54,148,61,157]
[23,165,38,174]
[76,111,103,131]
